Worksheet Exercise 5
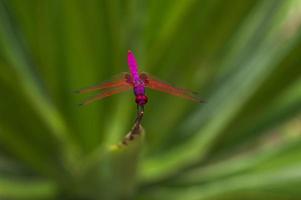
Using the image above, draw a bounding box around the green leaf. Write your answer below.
[0,177,57,199]
[139,0,301,182]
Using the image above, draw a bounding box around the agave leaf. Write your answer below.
[71,125,144,199]
[140,164,301,200]
[0,0,79,173]
[172,136,301,185]
[212,72,301,157]
[0,176,57,199]
[140,0,301,182]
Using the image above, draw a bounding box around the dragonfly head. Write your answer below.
[135,94,148,106]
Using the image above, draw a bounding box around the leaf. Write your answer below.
[139,0,301,183]
[0,0,79,172]
[0,176,57,199]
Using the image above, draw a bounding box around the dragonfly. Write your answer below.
[77,50,203,113]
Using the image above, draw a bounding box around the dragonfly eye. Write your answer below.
[135,95,148,105]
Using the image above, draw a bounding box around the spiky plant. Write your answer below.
[0,0,301,199]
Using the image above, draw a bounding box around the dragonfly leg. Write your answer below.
[137,105,144,115]
[135,107,144,124]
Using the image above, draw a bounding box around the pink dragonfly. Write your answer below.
[77,50,203,112]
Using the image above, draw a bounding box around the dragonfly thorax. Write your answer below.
[134,84,145,95]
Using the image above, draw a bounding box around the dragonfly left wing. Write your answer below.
[76,72,133,94]
[77,73,133,106]
[140,73,204,103]
[79,85,131,106]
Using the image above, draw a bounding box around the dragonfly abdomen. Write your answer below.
[127,50,140,81]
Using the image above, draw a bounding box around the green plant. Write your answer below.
[0,0,301,199]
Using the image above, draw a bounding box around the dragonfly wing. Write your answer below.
[140,73,204,103]
[79,85,131,106]
[76,72,133,94]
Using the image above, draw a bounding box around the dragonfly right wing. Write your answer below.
[140,72,204,103]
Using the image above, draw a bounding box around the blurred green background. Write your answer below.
[0,0,301,199]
